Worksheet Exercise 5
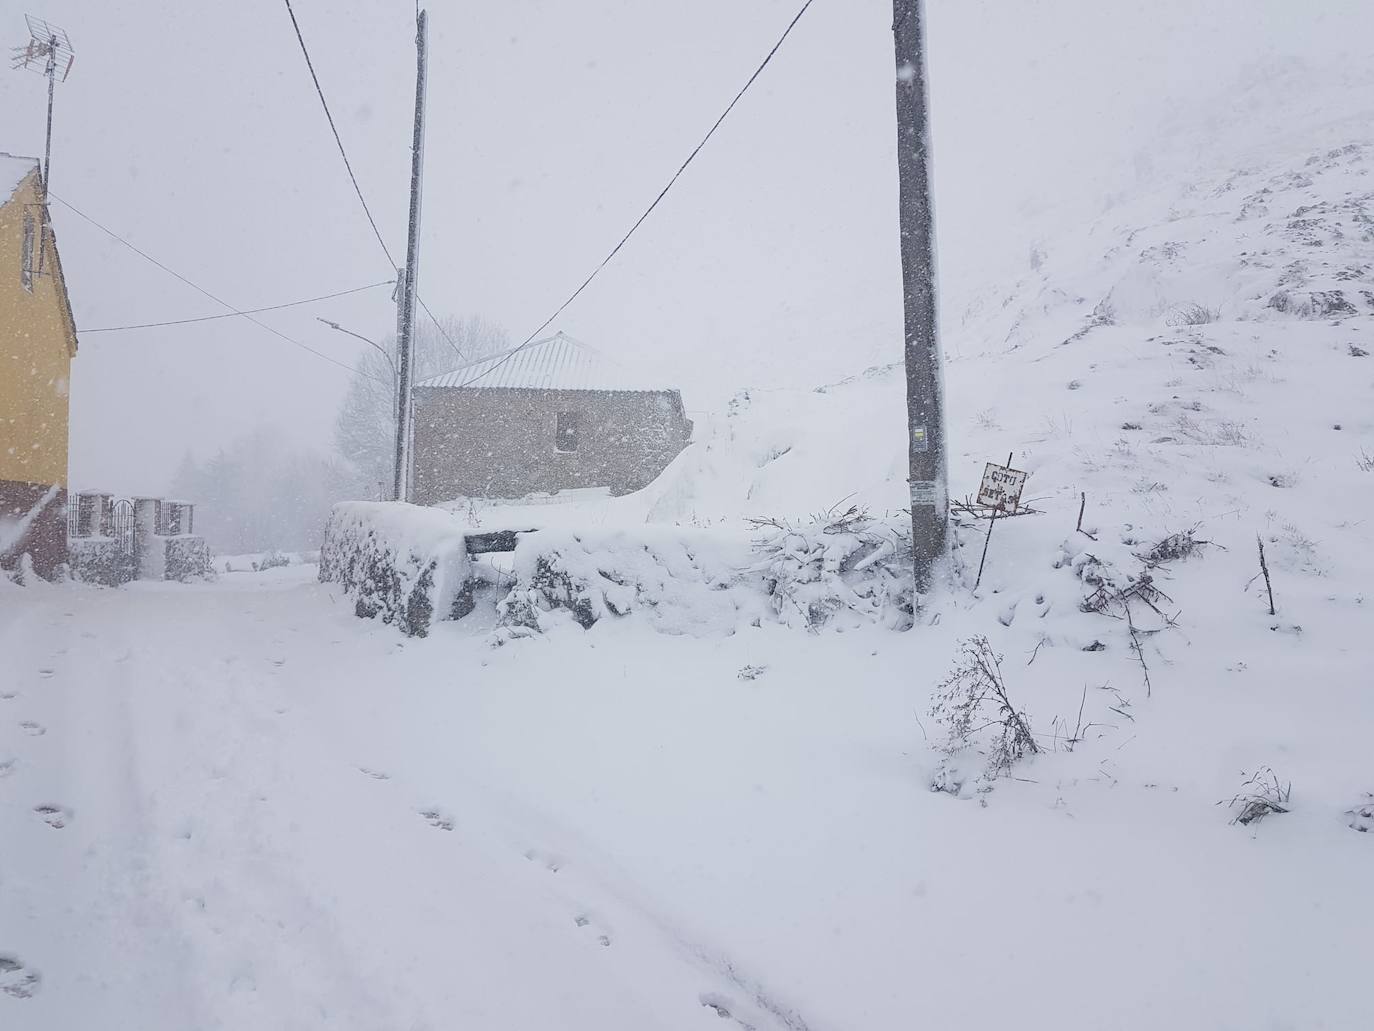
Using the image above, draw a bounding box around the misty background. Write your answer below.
[2,0,1372,549]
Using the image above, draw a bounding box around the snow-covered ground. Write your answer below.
[5,82,1374,1030]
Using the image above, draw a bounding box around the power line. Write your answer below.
[49,192,387,381]
[281,0,397,269]
[418,295,466,361]
[281,0,466,366]
[451,0,818,391]
[83,280,394,333]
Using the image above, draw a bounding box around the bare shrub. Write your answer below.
[1357,448,1374,473]
[1165,302,1220,327]
[975,407,1001,431]
[929,636,1038,787]
[1050,686,1108,752]
[1222,766,1291,826]
[1177,414,1248,447]
[1139,526,1211,566]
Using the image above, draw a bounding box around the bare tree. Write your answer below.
[171,428,358,554]
[334,314,508,498]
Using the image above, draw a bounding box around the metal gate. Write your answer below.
[110,498,136,556]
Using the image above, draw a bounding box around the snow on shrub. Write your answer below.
[928,635,1039,796]
[495,529,750,639]
[255,549,291,571]
[69,537,134,586]
[319,502,475,637]
[164,536,214,582]
[748,506,912,631]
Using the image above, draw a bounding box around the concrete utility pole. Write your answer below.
[892,0,948,591]
[392,8,428,503]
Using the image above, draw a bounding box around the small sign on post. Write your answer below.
[977,459,1027,514]
[973,455,1028,590]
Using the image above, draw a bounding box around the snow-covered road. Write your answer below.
[3,563,1372,1030]
[0,570,769,1030]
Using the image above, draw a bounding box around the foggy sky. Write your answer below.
[1,0,1371,494]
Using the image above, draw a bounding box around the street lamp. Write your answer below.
[317,317,398,383]
[318,317,403,502]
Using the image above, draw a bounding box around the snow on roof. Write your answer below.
[0,152,40,203]
[418,332,679,393]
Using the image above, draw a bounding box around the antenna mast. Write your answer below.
[11,14,75,202]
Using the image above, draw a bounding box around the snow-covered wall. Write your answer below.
[495,528,755,639]
[319,501,475,637]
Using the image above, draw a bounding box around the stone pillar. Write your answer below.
[133,497,164,580]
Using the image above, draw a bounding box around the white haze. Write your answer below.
[0,0,1370,498]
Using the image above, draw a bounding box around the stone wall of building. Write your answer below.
[0,481,66,578]
[411,387,692,505]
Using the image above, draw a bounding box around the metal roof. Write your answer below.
[418,332,677,393]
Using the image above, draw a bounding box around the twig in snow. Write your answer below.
[1256,534,1276,616]
[1076,491,1097,540]
[1125,602,1152,698]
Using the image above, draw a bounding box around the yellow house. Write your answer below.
[0,153,78,577]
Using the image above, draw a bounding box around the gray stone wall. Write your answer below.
[411,387,693,505]
[0,481,66,579]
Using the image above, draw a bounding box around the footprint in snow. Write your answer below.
[573,914,612,948]
[420,809,454,831]
[37,669,54,679]
[700,993,753,1027]
[0,692,16,701]
[33,804,72,829]
[523,848,563,873]
[357,767,390,781]
[18,722,44,737]
[0,954,40,999]
[0,759,15,779]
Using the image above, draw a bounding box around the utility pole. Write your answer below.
[392,8,428,503]
[892,0,948,591]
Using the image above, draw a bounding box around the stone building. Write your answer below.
[0,153,78,577]
[410,333,693,504]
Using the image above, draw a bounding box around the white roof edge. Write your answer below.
[416,331,680,393]
[1,152,41,202]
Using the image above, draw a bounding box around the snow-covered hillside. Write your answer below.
[5,72,1374,1031]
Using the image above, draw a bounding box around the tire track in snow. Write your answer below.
[349,759,834,1031]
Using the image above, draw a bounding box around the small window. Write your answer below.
[20,212,35,292]
[555,411,581,453]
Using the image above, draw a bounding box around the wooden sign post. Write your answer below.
[973,454,1027,590]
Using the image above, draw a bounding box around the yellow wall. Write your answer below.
[0,167,76,489]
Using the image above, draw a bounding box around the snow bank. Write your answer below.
[495,528,755,639]
[492,512,916,639]
[319,502,475,637]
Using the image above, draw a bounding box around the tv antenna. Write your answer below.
[11,14,75,199]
